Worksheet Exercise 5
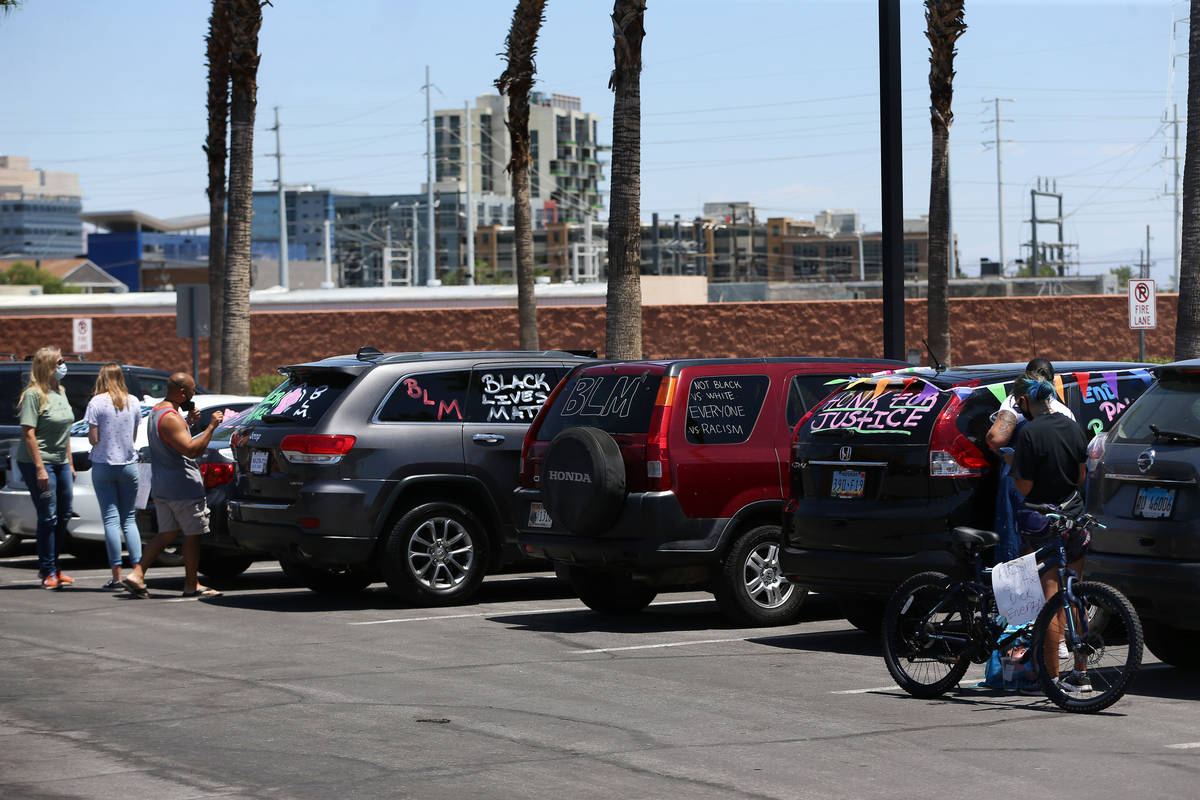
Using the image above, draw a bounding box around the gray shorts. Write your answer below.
[154,497,210,537]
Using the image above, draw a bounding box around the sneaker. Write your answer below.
[41,574,60,590]
[102,579,123,590]
[1058,641,1069,660]
[56,571,74,585]
[1056,670,1093,695]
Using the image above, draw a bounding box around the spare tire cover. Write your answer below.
[540,426,627,536]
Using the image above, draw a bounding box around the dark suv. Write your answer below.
[513,357,905,625]
[780,361,1154,631]
[0,357,176,557]
[227,349,596,604]
[1084,359,1200,668]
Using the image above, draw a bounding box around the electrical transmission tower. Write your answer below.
[1022,177,1078,279]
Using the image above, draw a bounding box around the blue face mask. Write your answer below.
[54,363,68,381]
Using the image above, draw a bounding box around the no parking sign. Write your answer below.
[73,317,93,353]
[1129,280,1156,330]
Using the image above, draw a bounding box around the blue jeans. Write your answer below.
[17,460,73,578]
[92,462,143,568]
[994,460,1025,564]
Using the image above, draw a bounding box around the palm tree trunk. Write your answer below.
[927,119,951,366]
[924,0,965,368]
[204,0,233,390]
[1178,0,1200,358]
[496,0,547,351]
[222,0,261,395]
[605,0,647,361]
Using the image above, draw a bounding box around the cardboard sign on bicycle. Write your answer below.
[992,553,1044,626]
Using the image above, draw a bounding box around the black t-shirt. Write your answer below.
[1012,412,1087,504]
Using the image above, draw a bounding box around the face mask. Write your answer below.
[54,363,68,381]
[179,399,195,413]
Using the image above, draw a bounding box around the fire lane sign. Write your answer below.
[1129,279,1156,330]
[73,317,93,353]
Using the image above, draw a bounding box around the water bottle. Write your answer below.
[1001,655,1016,690]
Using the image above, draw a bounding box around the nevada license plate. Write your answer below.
[249,450,269,475]
[1133,486,1176,519]
[831,469,866,499]
[528,501,553,529]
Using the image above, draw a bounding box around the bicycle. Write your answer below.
[881,503,1143,713]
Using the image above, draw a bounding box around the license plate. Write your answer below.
[249,450,269,475]
[1133,486,1176,519]
[831,469,866,499]
[528,501,553,529]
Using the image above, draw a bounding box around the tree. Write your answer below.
[1110,264,1134,289]
[2,262,79,294]
[495,0,547,352]
[1178,0,1200,359]
[222,0,262,394]
[605,0,647,361]
[204,0,234,391]
[924,0,966,369]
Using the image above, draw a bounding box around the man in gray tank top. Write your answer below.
[123,373,224,599]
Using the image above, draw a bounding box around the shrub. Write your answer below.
[248,372,287,396]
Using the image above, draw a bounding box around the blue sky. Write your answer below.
[0,0,1188,286]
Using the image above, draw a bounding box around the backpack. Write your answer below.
[983,625,1038,691]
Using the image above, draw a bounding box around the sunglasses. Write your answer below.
[56,359,66,366]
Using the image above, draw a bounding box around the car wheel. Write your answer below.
[568,566,657,615]
[0,527,23,557]
[1143,620,1200,670]
[279,558,372,595]
[382,502,489,606]
[153,541,185,568]
[713,524,806,626]
[838,596,888,635]
[198,554,255,581]
[541,427,627,536]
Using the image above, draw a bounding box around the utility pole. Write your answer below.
[1172,103,1181,290]
[464,101,475,286]
[320,219,334,289]
[984,98,1013,274]
[423,66,436,286]
[270,106,289,289]
[879,0,904,359]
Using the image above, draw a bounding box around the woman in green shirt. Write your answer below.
[17,346,76,589]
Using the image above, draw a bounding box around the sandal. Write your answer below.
[181,587,223,598]
[122,578,149,597]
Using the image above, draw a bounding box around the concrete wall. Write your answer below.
[0,294,1179,386]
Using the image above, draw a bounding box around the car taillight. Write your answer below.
[199,462,235,489]
[279,434,356,464]
[645,376,677,491]
[928,394,988,477]
[519,376,572,488]
[1086,432,1107,476]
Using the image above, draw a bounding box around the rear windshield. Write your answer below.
[798,383,949,442]
[242,372,353,428]
[1109,378,1200,445]
[536,370,663,440]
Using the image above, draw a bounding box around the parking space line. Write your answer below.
[347,598,703,626]
[568,636,751,654]
[830,686,897,694]
[1166,742,1200,750]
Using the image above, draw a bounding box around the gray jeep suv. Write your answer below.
[227,348,595,604]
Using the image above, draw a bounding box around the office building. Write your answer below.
[0,156,83,257]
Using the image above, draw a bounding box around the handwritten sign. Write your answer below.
[992,553,1045,626]
[807,385,942,436]
[685,375,768,444]
[402,376,463,421]
[561,374,649,419]
[477,371,553,422]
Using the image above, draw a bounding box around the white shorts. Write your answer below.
[154,497,210,537]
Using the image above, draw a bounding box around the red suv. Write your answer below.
[513,357,905,625]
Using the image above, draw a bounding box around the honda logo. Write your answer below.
[1137,449,1155,474]
[839,446,852,462]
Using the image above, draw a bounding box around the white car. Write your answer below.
[0,394,260,564]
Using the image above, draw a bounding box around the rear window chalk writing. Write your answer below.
[808,387,940,435]
[479,371,552,423]
[685,375,768,444]
[560,374,647,418]
[404,377,463,421]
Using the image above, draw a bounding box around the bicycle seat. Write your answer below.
[950,527,1000,549]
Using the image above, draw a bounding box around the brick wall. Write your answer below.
[0,294,1179,385]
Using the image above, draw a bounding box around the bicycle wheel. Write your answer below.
[1031,581,1143,713]
[882,571,973,698]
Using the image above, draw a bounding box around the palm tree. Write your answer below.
[1178,0,1200,359]
[0,1,22,14]
[222,0,262,394]
[204,0,233,390]
[495,0,547,352]
[605,0,647,360]
[924,0,965,368]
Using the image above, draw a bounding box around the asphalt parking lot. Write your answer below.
[2,544,1197,800]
